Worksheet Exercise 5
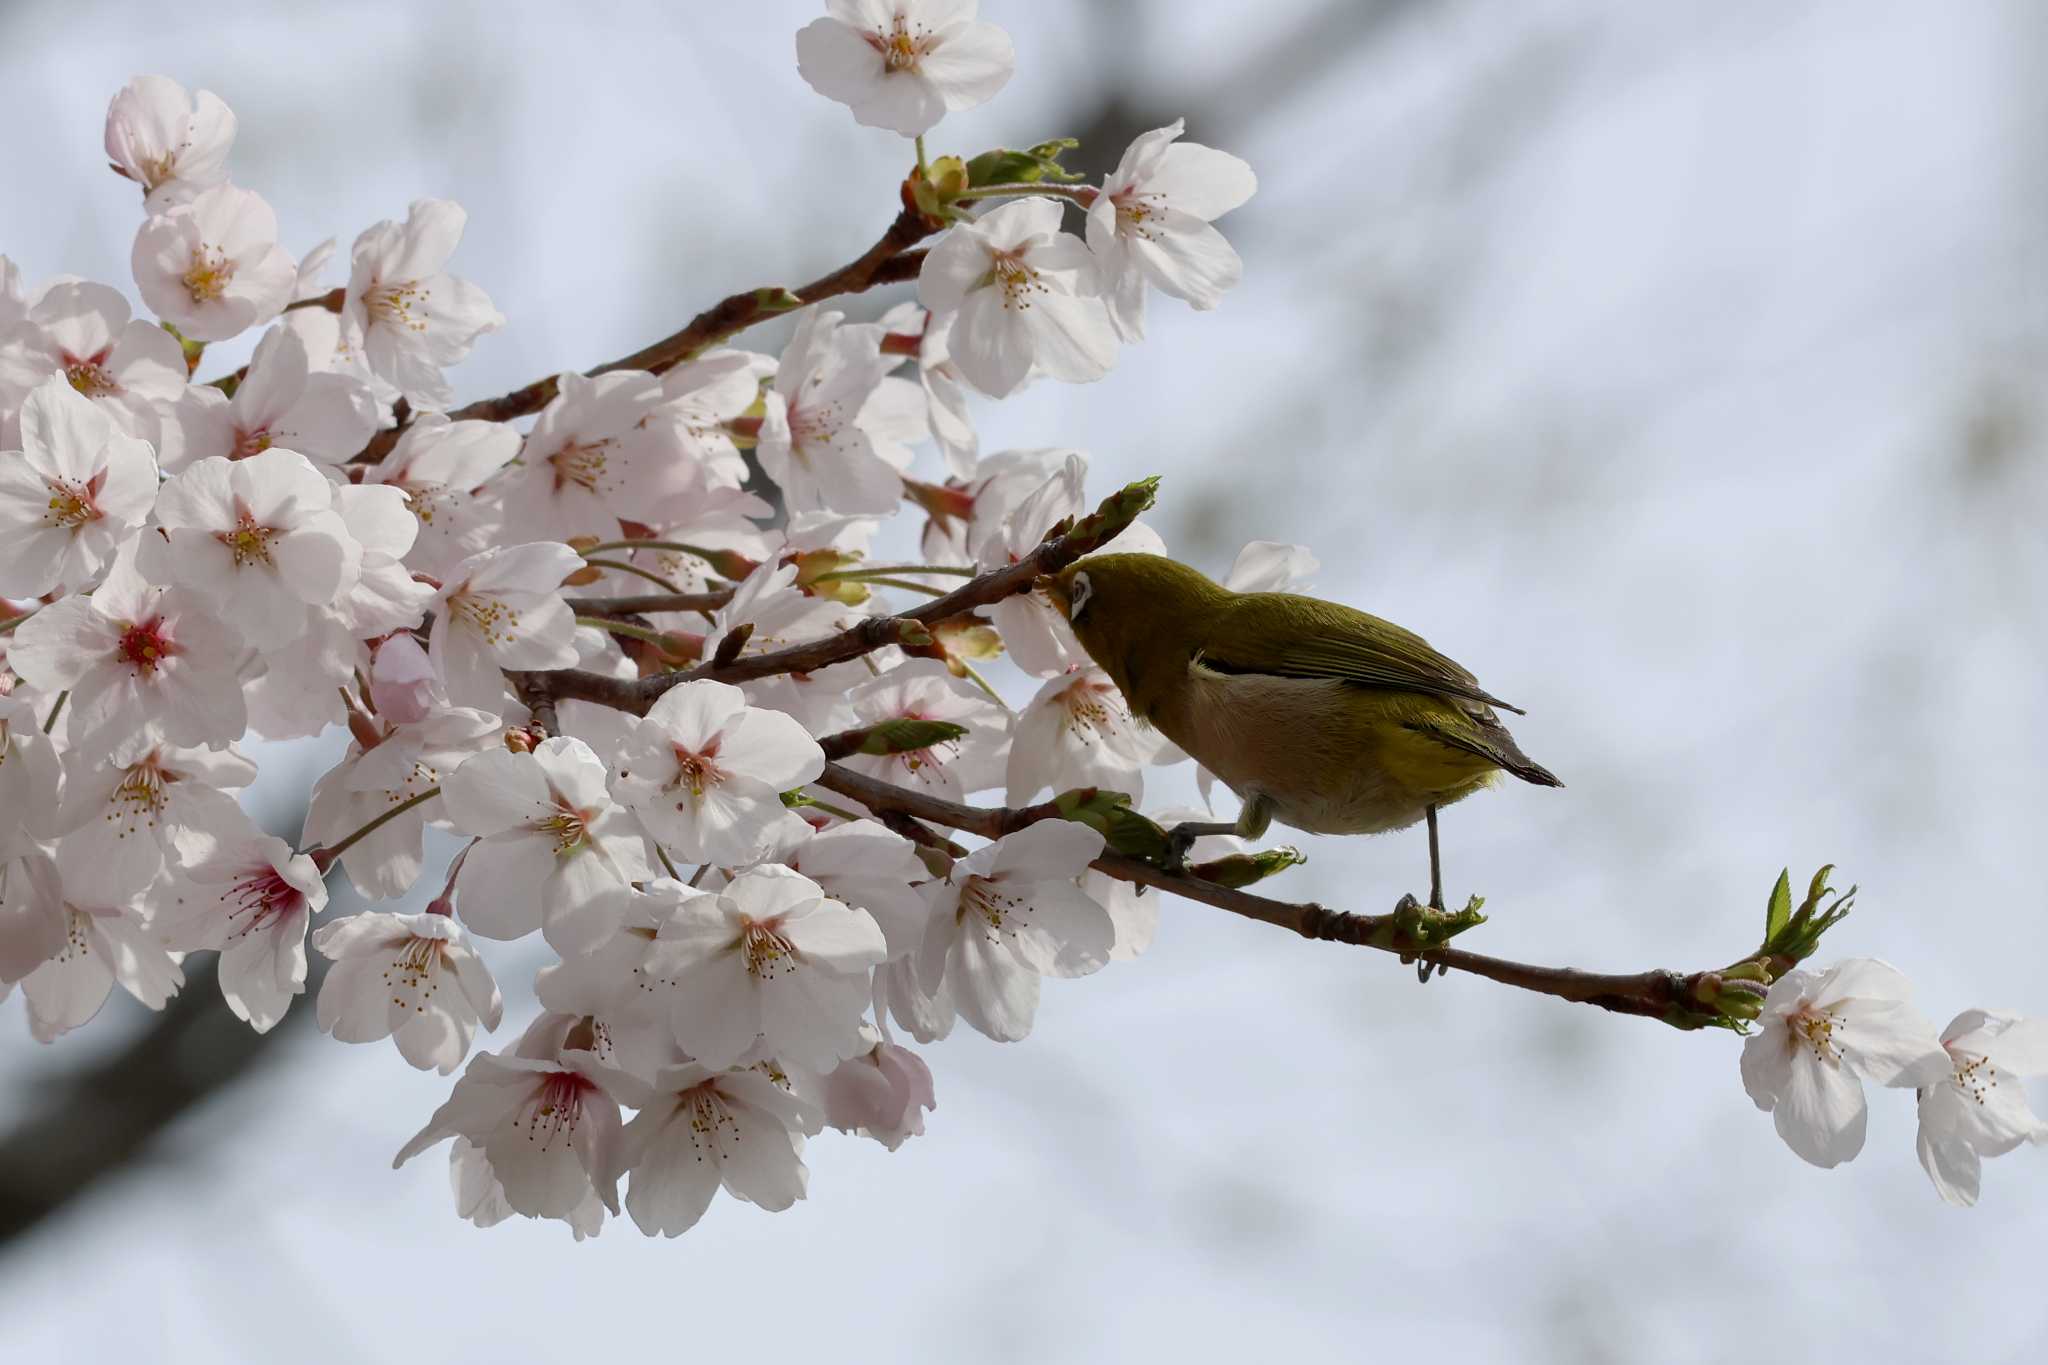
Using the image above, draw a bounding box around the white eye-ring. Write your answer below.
[1068,571,1094,620]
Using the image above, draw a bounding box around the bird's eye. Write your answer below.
[1068,571,1093,620]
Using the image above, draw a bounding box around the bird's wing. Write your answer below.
[1198,593,1525,715]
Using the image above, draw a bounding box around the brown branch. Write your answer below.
[526,476,1159,715]
[568,588,735,618]
[350,208,936,465]
[812,761,1724,1030]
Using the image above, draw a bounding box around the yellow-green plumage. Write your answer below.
[1049,554,1559,840]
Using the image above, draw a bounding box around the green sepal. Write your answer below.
[965,138,1085,187]
[1754,862,1854,969]
[854,718,968,757]
[160,320,205,374]
[1190,845,1307,889]
[750,287,804,317]
[909,156,971,220]
[1052,788,1168,861]
[1764,868,1792,939]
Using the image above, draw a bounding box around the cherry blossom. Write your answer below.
[757,307,924,516]
[314,910,505,1073]
[394,1045,642,1221]
[881,301,977,477]
[1740,959,1949,1168]
[0,281,187,441]
[0,695,62,851]
[132,183,297,341]
[610,679,823,865]
[619,1062,821,1236]
[344,199,504,409]
[159,324,379,470]
[450,1136,607,1240]
[52,743,255,905]
[156,831,328,1032]
[0,849,64,986]
[361,412,521,576]
[645,349,762,489]
[304,706,502,900]
[1005,664,1163,804]
[842,659,1008,800]
[914,820,1111,1042]
[819,1026,935,1150]
[17,892,184,1042]
[642,863,886,1071]
[104,75,236,210]
[1914,1009,2048,1206]
[795,0,1014,137]
[919,197,1118,398]
[0,377,157,597]
[442,737,652,957]
[140,447,363,649]
[495,370,666,543]
[777,819,929,959]
[1086,119,1258,340]
[426,542,583,712]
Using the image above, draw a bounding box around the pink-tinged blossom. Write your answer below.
[919,197,1118,398]
[756,308,924,516]
[643,863,887,1071]
[304,706,501,900]
[778,820,928,960]
[646,349,762,490]
[796,0,1014,137]
[450,1136,606,1240]
[362,412,522,577]
[156,832,328,1032]
[0,377,157,596]
[1914,1009,2048,1206]
[158,324,379,470]
[53,743,255,905]
[314,910,504,1073]
[140,447,363,649]
[394,1046,643,1221]
[915,820,1111,1042]
[1739,958,1949,1169]
[819,1027,935,1151]
[1005,664,1163,804]
[332,482,435,636]
[611,679,823,866]
[0,695,63,851]
[620,1062,822,1237]
[442,737,652,957]
[0,849,64,985]
[881,301,976,477]
[1086,119,1257,340]
[344,199,504,409]
[842,659,1008,800]
[366,633,443,726]
[495,370,666,543]
[19,893,184,1042]
[132,184,297,342]
[0,281,187,441]
[427,541,583,712]
[8,548,244,753]
[103,75,236,210]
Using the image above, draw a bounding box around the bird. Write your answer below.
[1041,553,1560,912]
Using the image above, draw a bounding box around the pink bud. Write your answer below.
[821,1040,936,1151]
[368,634,439,725]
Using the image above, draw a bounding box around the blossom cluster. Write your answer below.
[1,1,2034,1237]
[0,2,1278,1238]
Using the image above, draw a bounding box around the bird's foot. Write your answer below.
[1159,820,1237,875]
[1392,892,1489,983]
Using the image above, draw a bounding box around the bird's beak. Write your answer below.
[1034,573,1070,618]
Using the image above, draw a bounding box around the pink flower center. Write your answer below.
[215,511,281,567]
[110,761,170,833]
[224,865,306,939]
[118,616,177,675]
[62,349,120,397]
[740,917,799,979]
[230,425,275,459]
[1790,1002,1844,1064]
[366,281,430,332]
[865,15,935,72]
[452,589,522,647]
[514,1072,594,1151]
[960,874,1024,934]
[671,735,728,799]
[537,804,592,857]
[547,438,615,494]
[182,245,237,304]
[43,474,103,530]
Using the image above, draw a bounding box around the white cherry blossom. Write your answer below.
[52,743,255,905]
[795,0,1014,137]
[304,706,502,900]
[158,324,379,470]
[132,183,297,341]
[314,909,504,1073]
[17,891,184,1042]
[1739,958,1949,1169]
[643,863,886,1071]
[0,849,64,986]
[756,307,923,516]
[620,1062,821,1237]
[0,281,187,441]
[442,737,652,957]
[362,412,521,576]
[778,820,929,959]
[1004,664,1163,804]
[345,199,504,409]
[156,831,328,1032]
[842,659,1008,800]
[1086,119,1258,340]
[1914,1009,2048,1207]
[495,370,666,543]
[919,197,1118,398]
[427,542,582,712]
[611,679,823,866]
[914,819,1111,1042]
[819,1026,935,1151]
[103,75,236,210]
[0,377,156,597]
[0,695,63,851]
[140,447,363,649]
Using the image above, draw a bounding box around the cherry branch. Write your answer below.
[523,476,1160,714]
[809,761,1751,1030]
[351,205,937,464]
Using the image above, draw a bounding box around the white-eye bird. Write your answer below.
[1044,553,1560,908]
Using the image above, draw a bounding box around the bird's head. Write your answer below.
[1039,554,1230,691]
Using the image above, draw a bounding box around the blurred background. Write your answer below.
[4,1,2046,1360]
